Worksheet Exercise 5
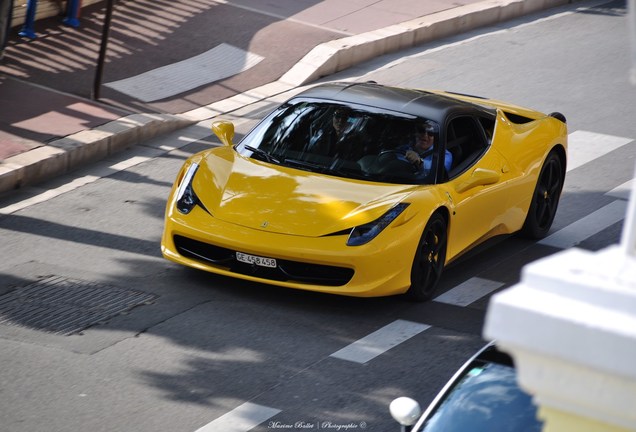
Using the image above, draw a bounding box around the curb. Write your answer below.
[0,113,195,194]
[0,0,574,196]
[280,0,572,86]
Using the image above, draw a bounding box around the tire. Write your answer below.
[549,112,567,123]
[521,151,564,239]
[406,212,447,301]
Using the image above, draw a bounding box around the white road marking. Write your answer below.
[0,175,101,215]
[566,130,633,172]
[105,44,264,102]
[540,200,628,249]
[330,320,430,364]
[194,402,280,432]
[433,277,505,307]
[0,148,160,215]
[606,179,634,201]
[0,121,218,215]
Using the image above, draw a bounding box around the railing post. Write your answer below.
[93,0,115,100]
[18,0,38,39]
[1,0,14,55]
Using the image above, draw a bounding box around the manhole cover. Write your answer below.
[0,276,157,335]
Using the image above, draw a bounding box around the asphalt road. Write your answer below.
[0,1,634,431]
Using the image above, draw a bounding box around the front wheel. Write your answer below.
[521,151,564,239]
[406,213,447,301]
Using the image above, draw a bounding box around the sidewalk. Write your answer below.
[0,0,571,195]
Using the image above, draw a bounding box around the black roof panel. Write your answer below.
[293,82,491,122]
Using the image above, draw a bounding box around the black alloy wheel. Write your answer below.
[407,212,447,301]
[522,151,564,239]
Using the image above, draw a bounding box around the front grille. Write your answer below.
[174,235,354,286]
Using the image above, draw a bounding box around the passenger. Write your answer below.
[308,107,362,160]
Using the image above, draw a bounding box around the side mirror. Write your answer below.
[455,167,500,193]
[211,120,235,147]
[390,397,422,430]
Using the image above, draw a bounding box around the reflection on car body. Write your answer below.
[161,81,567,300]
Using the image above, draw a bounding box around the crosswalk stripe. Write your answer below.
[433,277,505,306]
[566,130,633,172]
[606,179,634,201]
[194,402,281,432]
[330,320,430,364]
[540,200,628,249]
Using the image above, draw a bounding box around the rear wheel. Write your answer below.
[406,213,447,301]
[521,151,564,239]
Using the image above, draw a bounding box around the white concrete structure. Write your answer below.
[484,164,636,432]
[630,0,636,85]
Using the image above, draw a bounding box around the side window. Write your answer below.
[445,116,488,179]
[478,115,496,144]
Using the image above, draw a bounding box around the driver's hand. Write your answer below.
[405,150,422,166]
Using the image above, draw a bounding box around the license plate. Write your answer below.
[236,251,277,268]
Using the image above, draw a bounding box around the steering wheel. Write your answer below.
[377,149,418,173]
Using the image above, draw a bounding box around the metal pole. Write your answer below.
[18,0,37,39]
[1,0,15,55]
[92,0,114,100]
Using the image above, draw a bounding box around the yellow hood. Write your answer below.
[192,149,417,237]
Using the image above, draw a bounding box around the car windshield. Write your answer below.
[419,361,543,432]
[237,100,441,185]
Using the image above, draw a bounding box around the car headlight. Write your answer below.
[175,163,200,214]
[347,203,410,246]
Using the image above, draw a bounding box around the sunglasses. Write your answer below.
[418,129,435,136]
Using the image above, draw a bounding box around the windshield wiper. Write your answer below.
[283,158,325,172]
[244,145,280,164]
[285,158,368,180]
[327,164,367,180]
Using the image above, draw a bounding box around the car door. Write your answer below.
[441,115,513,260]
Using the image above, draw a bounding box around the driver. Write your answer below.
[400,121,452,178]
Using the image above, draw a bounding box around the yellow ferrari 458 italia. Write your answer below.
[161,82,567,301]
